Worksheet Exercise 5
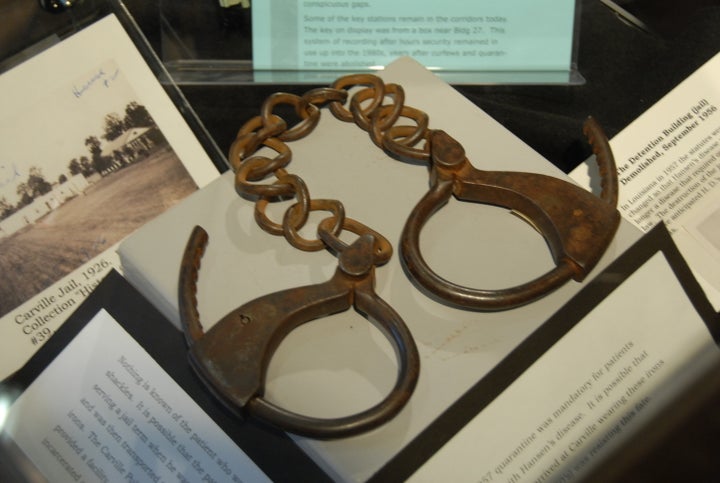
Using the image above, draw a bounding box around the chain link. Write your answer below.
[228,74,431,260]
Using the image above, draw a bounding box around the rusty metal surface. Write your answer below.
[179,225,419,439]
[226,74,620,310]
[177,73,620,438]
[401,125,620,309]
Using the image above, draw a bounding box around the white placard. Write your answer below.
[3,309,270,483]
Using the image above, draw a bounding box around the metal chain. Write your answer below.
[228,74,430,265]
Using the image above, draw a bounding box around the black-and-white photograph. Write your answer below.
[0,59,198,318]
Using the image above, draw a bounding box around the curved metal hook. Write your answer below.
[178,227,419,438]
[400,120,621,311]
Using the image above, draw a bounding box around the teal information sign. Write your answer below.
[252,0,577,73]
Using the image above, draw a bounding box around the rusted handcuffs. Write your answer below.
[178,74,620,438]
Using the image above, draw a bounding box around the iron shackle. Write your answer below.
[400,120,620,310]
[179,226,419,438]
